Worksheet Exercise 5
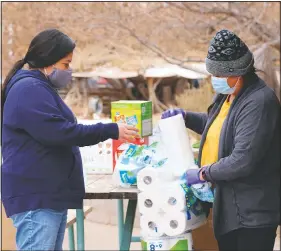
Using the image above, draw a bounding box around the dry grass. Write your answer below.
[175,80,213,113]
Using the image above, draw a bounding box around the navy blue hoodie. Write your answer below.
[2,69,119,217]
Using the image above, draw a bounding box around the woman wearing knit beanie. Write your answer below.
[162,29,280,251]
[2,29,139,251]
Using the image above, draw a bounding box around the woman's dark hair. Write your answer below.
[2,29,75,108]
[243,67,266,85]
[243,67,259,83]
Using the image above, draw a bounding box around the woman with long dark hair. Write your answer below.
[2,29,138,251]
[162,29,280,251]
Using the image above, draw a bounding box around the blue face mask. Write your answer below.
[45,66,72,89]
[211,76,237,94]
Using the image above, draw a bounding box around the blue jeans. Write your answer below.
[10,209,67,251]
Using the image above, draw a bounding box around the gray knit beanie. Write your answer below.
[205,29,254,77]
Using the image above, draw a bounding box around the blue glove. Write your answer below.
[161,108,185,119]
[181,168,205,186]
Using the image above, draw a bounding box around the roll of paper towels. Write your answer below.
[137,166,174,192]
[158,114,196,172]
[162,211,189,236]
[162,211,207,236]
[159,183,187,213]
[137,167,160,191]
[138,191,162,214]
[140,214,165,238]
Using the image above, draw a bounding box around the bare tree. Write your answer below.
[2,2,279,71]
[2,2,279,99]
[114,2,280,65]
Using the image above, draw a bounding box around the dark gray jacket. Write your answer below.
[185,77,280,238]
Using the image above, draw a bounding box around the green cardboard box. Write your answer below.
[111,100,153,137]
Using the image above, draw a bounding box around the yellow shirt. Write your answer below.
[201,98,232,166]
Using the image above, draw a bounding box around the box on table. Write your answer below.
[78,119,113,174]
[111,100,153,138]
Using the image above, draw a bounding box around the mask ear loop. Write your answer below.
[43,68,48,77]
[44,65,57,77]
[232,76,241,90]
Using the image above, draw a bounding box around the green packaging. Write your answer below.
[111,100,153,137]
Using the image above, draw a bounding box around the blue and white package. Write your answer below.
[113,142,167,188]
[179,170,214,203]
[191,183,214,203]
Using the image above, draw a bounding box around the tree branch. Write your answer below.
[117,22,205,66]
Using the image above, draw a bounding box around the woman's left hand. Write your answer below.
[182,168,206,186]
[199,169,205,181]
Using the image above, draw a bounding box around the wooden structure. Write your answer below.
[60,63,209,117]
[60,69,139,118]
[60,53,280,116]
[143,64,209,113]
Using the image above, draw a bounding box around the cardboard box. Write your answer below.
[192,209,218,250]
[78,119,113,174]
[112,137,149,168]
[111,100,153,137]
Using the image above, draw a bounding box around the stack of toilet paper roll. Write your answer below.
[138,172,206,238]
[137,114,206,250]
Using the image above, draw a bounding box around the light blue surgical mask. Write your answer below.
[211,76,238,94]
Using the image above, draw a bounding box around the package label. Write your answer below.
[141,233,193,251]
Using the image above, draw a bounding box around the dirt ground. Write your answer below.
[62,220,142,250]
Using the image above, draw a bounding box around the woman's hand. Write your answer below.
[181,168,206,186]
[198,166,208,181]
[117,124,139,142]
[199,170,205,181]
[161,108,186,119]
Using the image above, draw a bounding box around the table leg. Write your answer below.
[68,225,75,251]
[117,199,124,248]
[131,236,141,242]
[120,200,137,251]
[76,209,85,251]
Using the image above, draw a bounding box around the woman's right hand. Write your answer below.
[117,124,139,142]
[161,108,186,119]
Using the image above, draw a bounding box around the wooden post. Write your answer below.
[146,77,168,113]
[253,44,280,100]
[147,77,156,113]
[162,85,173,106]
